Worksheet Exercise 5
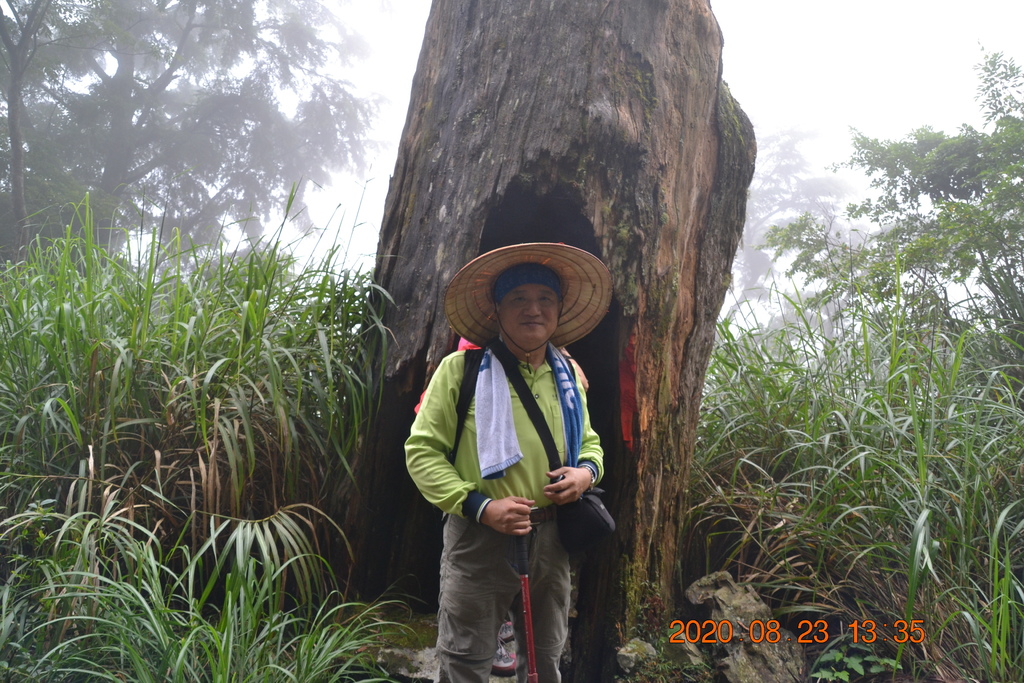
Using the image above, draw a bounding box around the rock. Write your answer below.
[375,619,538,683]
[616,638,657,675]
[664,638,705,668]
[685,572,806,683]
[377,646,440,682]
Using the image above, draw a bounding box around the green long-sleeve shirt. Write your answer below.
[406,350,604,518]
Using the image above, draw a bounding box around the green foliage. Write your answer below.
[811,641,899,682]
[761,211,874,310]
[614,654,713,683]
[976,51,1024,124]
[0,504,399,681]
[765,52,1024,349]
[690,284,1024,682]
[613,595,713,683]
[708,57,1024,677]
[0,195,398,680]
[0,195,389,582]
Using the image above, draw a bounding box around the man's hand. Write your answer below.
[543,467,592,505]
[480,496,534,535]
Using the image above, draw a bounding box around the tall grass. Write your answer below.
[690,289,1024,682]
[0,198,398,680]
[0,198,388,565]
[0,502,398,681]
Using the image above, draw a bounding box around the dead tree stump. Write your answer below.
[340,2,755,679]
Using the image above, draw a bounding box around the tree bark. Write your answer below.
[342,1,755,679]
[0,0,54,254]
[98,52,137,197]
[7,68,29,238]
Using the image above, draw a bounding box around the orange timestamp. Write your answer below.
[669,618,927,645]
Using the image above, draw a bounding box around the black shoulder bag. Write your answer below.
[489,342,615,554]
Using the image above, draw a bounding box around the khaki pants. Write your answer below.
[437,514,570,683]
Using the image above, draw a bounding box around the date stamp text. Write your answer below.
[669,619,927,645]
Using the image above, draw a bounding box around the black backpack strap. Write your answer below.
[448,347,484,464]
[489,341,563,473]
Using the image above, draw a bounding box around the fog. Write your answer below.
[310,0,1024,281]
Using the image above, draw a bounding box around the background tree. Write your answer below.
[730,129,847,301]
[0,0,374,256]
[767,53,1024,346]
[340,1,755,680]
[0,0,62,248]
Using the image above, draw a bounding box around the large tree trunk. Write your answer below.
[341,0,754,678]
[7,68,29,242]
[0,0,54,254]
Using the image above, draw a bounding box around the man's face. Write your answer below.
[495,283,560,353]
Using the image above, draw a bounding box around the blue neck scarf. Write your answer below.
[546,343,583,468]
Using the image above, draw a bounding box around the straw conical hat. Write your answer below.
[444,243,612,347]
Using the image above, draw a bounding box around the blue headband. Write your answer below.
[493,263,562,303]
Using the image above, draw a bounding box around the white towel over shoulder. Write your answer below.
[474,349,522,479]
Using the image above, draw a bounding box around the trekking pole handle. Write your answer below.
[514,532,530,575]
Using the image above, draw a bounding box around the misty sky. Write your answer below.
[308,0,1024,268]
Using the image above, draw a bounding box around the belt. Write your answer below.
[529,506,557,525]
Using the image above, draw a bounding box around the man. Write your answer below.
[406,242,611,682]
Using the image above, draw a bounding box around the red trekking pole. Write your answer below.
[513,534,539,683]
